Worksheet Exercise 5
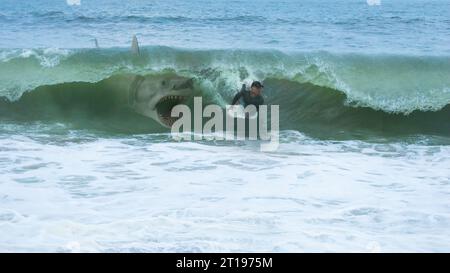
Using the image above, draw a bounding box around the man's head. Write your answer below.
[250,81,264,96]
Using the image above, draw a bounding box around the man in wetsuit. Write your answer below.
[231,81,264,111]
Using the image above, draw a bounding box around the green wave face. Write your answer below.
[0,47,449,139]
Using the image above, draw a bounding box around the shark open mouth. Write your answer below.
[155,95,188,127]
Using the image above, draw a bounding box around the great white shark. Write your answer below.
[105,36,195,128]
[105,72,195,128]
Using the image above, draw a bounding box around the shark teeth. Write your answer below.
[156,96,187,127]
[158,116,179,127]
[159,95,185,102]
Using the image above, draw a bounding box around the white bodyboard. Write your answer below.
[227,105,258,120]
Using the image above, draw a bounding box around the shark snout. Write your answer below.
[173,78,194,90]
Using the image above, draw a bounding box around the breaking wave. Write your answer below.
[0,46,449,137]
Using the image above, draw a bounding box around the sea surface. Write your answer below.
[0,0,449,252]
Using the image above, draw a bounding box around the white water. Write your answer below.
[1,128,449,252]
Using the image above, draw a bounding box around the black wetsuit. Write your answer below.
[231,90,264,111]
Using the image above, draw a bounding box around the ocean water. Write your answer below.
[0,0,449,252]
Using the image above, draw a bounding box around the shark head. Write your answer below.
[129,74,195,128]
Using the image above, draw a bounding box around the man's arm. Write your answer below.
[231,91,243,105]
[231,84,246,105]
[255,96,264,112]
